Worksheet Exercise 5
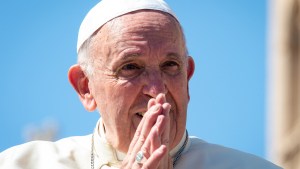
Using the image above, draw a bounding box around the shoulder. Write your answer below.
[175,136,282,169]
[0,135,91,169]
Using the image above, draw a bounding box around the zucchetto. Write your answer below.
[77,0,177,53]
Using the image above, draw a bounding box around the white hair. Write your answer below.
[77,36,94,77]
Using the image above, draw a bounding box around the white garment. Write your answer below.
[0,120,281,169]
[92,119,188,168]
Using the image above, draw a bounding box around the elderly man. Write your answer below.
[0,0,281,169]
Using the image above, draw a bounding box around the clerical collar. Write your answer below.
[92,118,189,168]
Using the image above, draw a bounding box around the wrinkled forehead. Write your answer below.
[87,11,185,64]
[77,0,178,53]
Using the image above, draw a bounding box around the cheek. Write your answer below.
[167,74,189,111]
[97,80,140,115]
[168,73,188,92]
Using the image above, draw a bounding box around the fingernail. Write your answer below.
[163,103,171,111]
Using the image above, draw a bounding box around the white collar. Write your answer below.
[92,118,188,167]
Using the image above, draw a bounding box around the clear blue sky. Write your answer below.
[0,0,268,159]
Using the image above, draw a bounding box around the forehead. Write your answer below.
[89,10,185,60]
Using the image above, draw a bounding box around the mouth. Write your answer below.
[136,112,145,118]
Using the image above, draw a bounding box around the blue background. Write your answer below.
[0,0,268,159]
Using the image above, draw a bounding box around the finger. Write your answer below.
[147,98,156,109]
[159,103,171,169]
[141,145,167,169]
[131,98,156,156]
[161,102,171,145]
[140,114,166,159]
[128,112,147,153]
[128,98,156,153]
[130,123,164,169]
[155,93,166,105]
[125,97,167,168]
[131,104,163,156]
[125,112,153,168]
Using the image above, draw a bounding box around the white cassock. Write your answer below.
[0,119,281,169]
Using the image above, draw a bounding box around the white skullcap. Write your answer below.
[77,0,177,53]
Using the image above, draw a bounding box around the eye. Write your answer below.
[161,61,181,75]
[116,63,143,79]
[122,64,139,70]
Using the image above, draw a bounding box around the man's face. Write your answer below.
[87,11,194,152]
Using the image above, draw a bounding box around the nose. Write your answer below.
[142,70,168,98]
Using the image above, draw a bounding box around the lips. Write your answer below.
[136,112,145,118]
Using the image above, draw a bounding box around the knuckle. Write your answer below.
[135,130,141,137]
[132,133,140,143]
[139,134,147,144]
[145,110,158,122]
[141,147,150,159]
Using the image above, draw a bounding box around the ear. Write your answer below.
[186,56,195,101]
[68,64,97,112]
[187,56,195,81]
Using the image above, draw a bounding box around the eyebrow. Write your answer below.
[119,51,183,61]
[122,53,142,60]
[166,52,182,59]
[122,52,181,60]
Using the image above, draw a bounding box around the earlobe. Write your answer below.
[68,64,97,112]
[81,93,97,112]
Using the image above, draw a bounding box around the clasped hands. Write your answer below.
[121,93,173,169]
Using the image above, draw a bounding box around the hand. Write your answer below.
[121,94,173,169]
